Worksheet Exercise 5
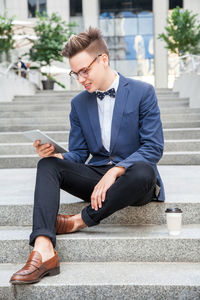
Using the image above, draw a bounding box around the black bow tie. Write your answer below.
[96,88,116,100]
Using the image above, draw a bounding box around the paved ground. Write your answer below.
[1,166,200,205]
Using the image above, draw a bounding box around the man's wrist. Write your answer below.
[110,166,125,177]
[54,153,64,159]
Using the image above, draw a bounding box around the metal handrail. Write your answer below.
[169,54,200,78]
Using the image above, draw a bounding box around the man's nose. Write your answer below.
[77,74,86,83]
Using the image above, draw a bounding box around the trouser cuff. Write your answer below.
[29,229,56,248]
[81,207,100,227]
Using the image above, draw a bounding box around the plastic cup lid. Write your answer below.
[165,208,182,213]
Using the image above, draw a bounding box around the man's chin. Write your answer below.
[85,87,96,93]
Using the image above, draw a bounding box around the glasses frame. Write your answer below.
[69,54,102,80]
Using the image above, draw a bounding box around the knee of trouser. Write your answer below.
[128,161,156,187]
[37,157,59,172]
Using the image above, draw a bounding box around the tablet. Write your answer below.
[23,129,67,153]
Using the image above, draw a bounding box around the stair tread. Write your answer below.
[0,166,200,205]
[1,151,200,158]
[1,261,200,287]
[0,224,200,240]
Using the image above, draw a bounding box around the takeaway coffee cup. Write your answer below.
[165,208,183,236]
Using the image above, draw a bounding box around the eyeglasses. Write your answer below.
[69,54,102,80]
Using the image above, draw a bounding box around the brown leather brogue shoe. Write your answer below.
[10,250,60,284]
[56,214,75,234]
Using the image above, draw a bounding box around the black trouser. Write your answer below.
[29,157,157,248]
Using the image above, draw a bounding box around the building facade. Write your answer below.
[1,0,200,87]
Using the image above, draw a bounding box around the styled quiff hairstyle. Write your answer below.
[62,27,109,59]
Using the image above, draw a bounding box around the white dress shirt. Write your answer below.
[96,73,119,152]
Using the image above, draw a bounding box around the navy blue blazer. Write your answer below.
[63,74,165,201]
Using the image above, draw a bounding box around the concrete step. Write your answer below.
[1,140,200,155]
[36,90,82,94]
[2,111,200,122]
[1,106,199,117]
[0,111,70,118]
[1,188,199,226]
[0,124,68,132]
[157,96,188,101]
[1,121,200,132]
[2,97,189,106]
[12,94,183,103]
[159,151,200,164]
[15,92,78,99]
[0,166,199,226]
[164,140,200,152]
[1,129,200,143]
[163,128,200,139]
[0,143,68,155]
[1,151,200,167]
[1,262,199,300]
[0,131,69,143]
[158,100,189,107]
[155,88,174,93]
[0,103,69,111]
[162,121,200,128]
[161,107,200,114]
[1,117,200,128]
[161,114,200,122]
[0,224,200,264]
[0,100,189,112]
[0,117,70,125]
[1,110,200,119]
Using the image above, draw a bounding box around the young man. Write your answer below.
[10,27,164,284]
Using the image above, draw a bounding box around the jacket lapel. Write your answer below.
[86,92,103,149]
[110,75,129,153]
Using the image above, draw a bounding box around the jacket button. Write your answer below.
[110,156,114,160]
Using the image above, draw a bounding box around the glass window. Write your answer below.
[28,0,46,18]
[100,0,152,14]
[100,1,154,76]
[70,0,82,16]
[169,0,183,9]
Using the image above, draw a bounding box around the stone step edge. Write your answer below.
[1,151,200,158]
[1,192,199,226]
[0,128,200,136]
[1,139,200,146]
[0,224,200,240]
[1,262,199,288]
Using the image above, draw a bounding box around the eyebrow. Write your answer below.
[70,65,87,74]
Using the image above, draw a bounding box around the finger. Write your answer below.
[33,140,40,148]
[41,145,55,154]
[38,143,51,151]
[97,188,104,208]
[91,193,98,210]
[35,144,49,154]
[90,191,95,209]
[38,149,54,158]
[91,188,99,210]
[101,190,106,202]
[39,147,54,157]
[39,144,53,154]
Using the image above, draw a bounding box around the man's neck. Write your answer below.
[98,69,117,91]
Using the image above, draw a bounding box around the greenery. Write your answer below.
[41,72,66,89]
[159,6,200,56]
[29,11,75,83]
[0,12,15,60]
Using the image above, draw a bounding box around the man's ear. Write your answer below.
[101,53,109,67]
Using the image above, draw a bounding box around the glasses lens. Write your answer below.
[79,69,89,78]
[70,72,78,80]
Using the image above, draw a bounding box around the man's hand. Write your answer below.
[33,140,64,159]
[91,166,125,211]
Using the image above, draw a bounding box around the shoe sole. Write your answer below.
[10,266,60,285]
